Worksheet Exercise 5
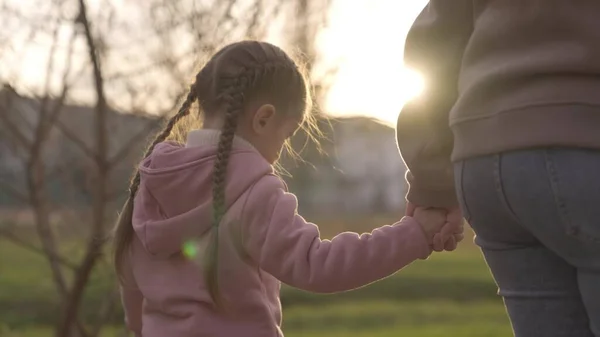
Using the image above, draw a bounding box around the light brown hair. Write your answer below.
[112,40,316,307]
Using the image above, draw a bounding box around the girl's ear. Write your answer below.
[252,104,276,134]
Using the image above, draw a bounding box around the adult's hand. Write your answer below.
[405,201,418,217]
[434,206,464,252]
[406,202,464,252]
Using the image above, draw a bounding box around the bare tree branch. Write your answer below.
[1,6,90,335]
[107,118,162,168]
[58,1,109,335]
[33,23,79,164]
[0,91,32,151]
[0,179,29,203]
[0,228,78,270]
[25,15,70,304]
[54,119,97,159]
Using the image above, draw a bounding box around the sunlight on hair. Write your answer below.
[402,68,425,101]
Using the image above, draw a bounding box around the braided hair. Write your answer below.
[203,77,247,307]
[113,85,197,278]
[113,41,313,308]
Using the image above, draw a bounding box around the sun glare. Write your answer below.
[325,65,426,126]
[320,1,428,126]
[401,68,425,101]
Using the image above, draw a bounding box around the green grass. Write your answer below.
[0,222,512,336]
[1,301,511,337]
[284,301,510,337]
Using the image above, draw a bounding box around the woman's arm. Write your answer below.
[397,0,473,208]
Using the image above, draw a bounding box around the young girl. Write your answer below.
[113,40,457,337]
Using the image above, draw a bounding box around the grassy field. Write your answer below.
[0,222,513,337]
[2,301,511,337]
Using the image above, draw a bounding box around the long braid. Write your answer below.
[204,74,250,308]
[113,84,197,278]
[203,62,303,307]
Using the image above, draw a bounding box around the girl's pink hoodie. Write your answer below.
[121,129,431,337]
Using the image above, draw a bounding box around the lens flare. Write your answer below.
[182,241,198,259]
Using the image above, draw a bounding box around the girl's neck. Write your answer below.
[185,128,256,151]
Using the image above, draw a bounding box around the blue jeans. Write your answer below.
[455,148,600,337]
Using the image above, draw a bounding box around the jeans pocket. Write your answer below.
[454,161,473,223]
[544,149,600,242]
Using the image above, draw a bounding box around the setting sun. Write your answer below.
[325,65,425,125]
[320,0,427,125]
[402,68,425,99]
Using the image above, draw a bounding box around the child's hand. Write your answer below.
[413,207,447,244]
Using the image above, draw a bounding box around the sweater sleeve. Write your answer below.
[241,175,432,294]
[396,0,473,208]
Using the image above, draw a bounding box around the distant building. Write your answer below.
[285,117,407,216]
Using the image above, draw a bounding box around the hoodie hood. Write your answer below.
[131,129,273,257]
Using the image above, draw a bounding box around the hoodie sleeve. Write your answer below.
[241,175,432,293]
[396,0,473,208]
[119,254,143,337]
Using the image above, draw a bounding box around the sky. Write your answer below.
[2,0,428,126]
[321,0,428,125]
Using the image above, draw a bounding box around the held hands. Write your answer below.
[407,202,465,252]
[413,207,447,244]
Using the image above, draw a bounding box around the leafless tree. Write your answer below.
[0,0,332,336]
